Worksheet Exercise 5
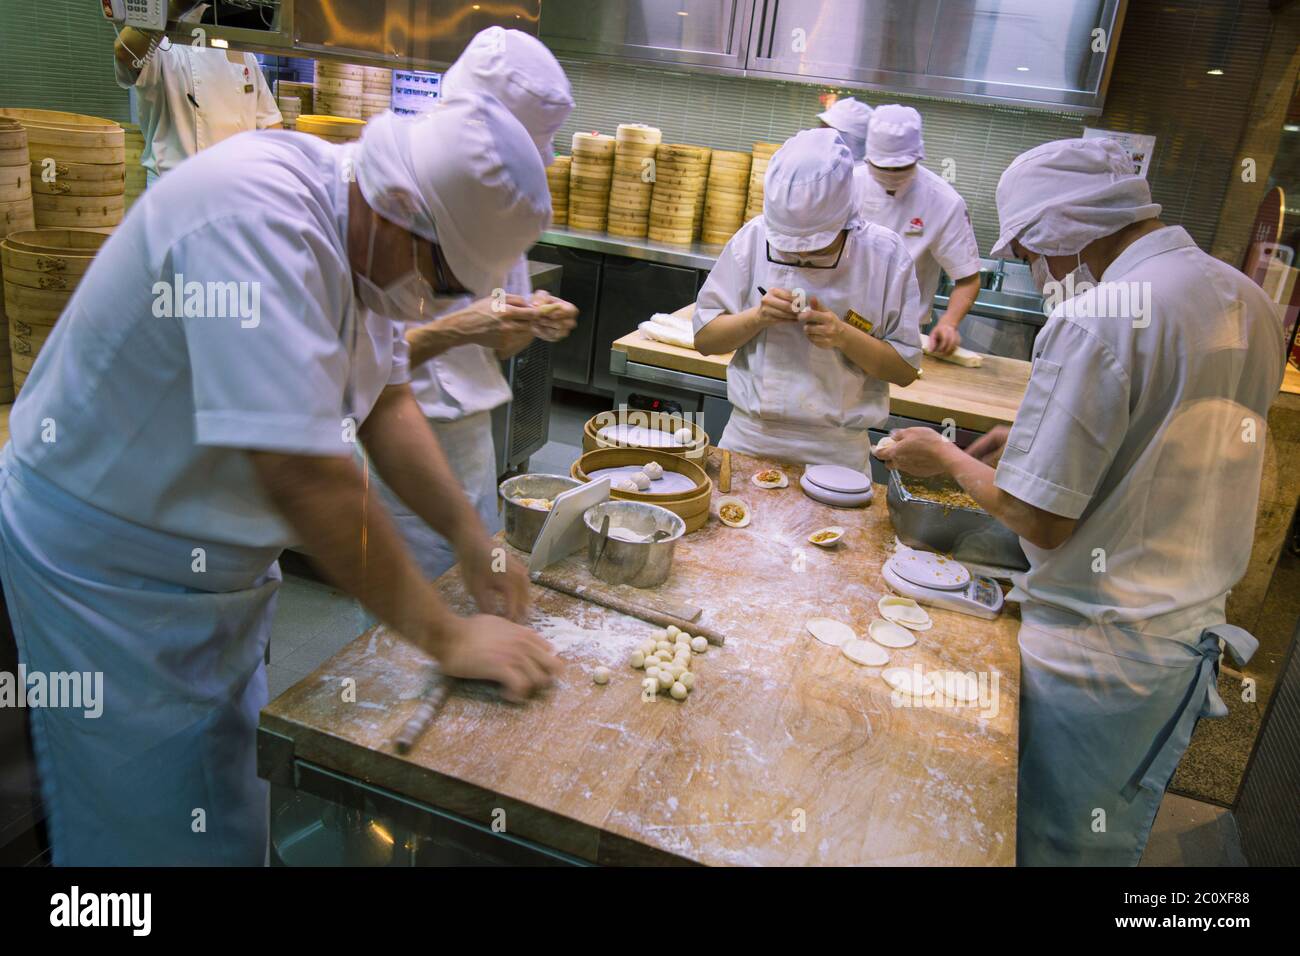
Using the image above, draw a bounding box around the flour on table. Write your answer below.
[530,611,647,664]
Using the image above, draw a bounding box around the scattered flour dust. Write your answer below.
[529,606,649,667]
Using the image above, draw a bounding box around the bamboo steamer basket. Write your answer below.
[0,200,36,236]
[315,75,363,96]
[30,161,125,197]
[582,411,709,459]
[571,447,713,534]
[317,61,364,80]
[0,109,124,168]
[278,81,315,115]
[314,94,362,119]
[608,124,661,238]
[0,119,25,152]
[30,193,123,228]
[0,147,27,168]
[0,167,30,204]
[296,115,366,142]
[568,133,614,230]
[546,156,570,226]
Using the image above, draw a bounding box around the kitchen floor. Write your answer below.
[264,388,1250,867]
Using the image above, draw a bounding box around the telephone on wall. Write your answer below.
[100,1,169,32]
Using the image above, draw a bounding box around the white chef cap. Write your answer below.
[441,26,574,166]
[991,137,1162,259]
[355,95,552,298]
[817,96,873,163]
[866,104,925,168]
[763,129,856,253]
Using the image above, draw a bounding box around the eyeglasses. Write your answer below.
[765,233,847,270]
[423,239,471,296]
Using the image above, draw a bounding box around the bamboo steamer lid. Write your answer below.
[572,131,615,154]
[615,123,661,145]
[296,115,366,141]
[0,109,124,167]
[3,228,108,255]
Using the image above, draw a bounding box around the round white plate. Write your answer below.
[868,618,917,649]
[806,617,855,647]
[842,639,890,666]
[588,465,695,495]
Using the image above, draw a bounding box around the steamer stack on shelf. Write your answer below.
[1,228,107,395]
[360,66,394,120]
[546,155,570,226]
[277,80,314,124]
[276,90,302,130]
[648,143,709,246]
[689,147,712,241]
[700,149,752,245]
[295,115,366,144]
[0,118,33,401]
[566,132,615,232]
[745,141,781,222]
[314,61,363,119]
[0,108,125,231]
[121,122,146,211]
[605,123,661,239]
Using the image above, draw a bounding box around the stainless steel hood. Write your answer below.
[540,0,1128,114]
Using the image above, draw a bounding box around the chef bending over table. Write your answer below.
[692,128,926,472]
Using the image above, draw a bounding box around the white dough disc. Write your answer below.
[872,435,897,457]
[878,595,933,631]
[842,639,890,667]
[868,618,917,649]
[882,667,934,697]
[931,670,980,703]
[806,617,856,647]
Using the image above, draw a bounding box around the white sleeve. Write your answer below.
[252,59,283,128]
[931,197,982,282]
[994,316,1130,519]
[694,233,754,333]
[173,214,359,456]
[878,239,925,369]
[504,257,533,297]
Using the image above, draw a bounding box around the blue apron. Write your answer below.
[0,447,281,865]
[1016,600,1256,866]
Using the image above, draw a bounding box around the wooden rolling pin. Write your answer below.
[531,570,727,645]
[392,673,455,754]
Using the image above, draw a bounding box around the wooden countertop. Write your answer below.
[613,305,1033,432]
[263,448,1021,866]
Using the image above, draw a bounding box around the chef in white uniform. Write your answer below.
[374,27,579,579]
[0,97,560,865]
[817,95,873,188]
[857,105,981,357]
[877,138,1286,865]
[693,128,924,471]
[112,3,282,184]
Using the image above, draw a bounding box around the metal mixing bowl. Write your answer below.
[583,500,685,588]
[885,470,1028,571]
[498,474,582,552]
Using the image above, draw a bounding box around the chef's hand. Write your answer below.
[757,287,799,326]
[437,615,558,702]
[456,533,531,621]
[451,294,540,351]
[530,290,578,342]
[964,425,1010,467]
[800,296,844,350]
[928,322,962,356]
[874,427,955,477]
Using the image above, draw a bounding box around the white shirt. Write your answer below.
[856,164,981,310]
[9,131,408,550]
[694,216,925,433]
[402,259,529,421]
[115,43,281,179]
[995,226,1286,633]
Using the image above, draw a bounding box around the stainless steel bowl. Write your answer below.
[885,470,1028,571]
[583,500,685,588]
[498,474,582,552]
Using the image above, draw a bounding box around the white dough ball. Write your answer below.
[645,665,661,681]
[656,640,673,653]
[640,640,657,656]
[679,671,695,690]
[657,670,674,691]
[593,666,611,685]
[670,681,688,700]
[690,636,708,653]
[643,461,664,481]
[630,651,645,668]
[673,427,694,445]
[668,663,686,680]
[666,625,680,638]
[651,629,669,642]
[630,470,652,491]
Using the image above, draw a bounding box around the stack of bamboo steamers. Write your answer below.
[567,132,616,231]
[360,66,393,120]
[0,108,125,231]
[648,144,710,246]
[606,123,661,238]
[314,61,363,119]
[546,156,570,226]
[0,118,33,401]
[745,141,780,222]
[700,149,751,245]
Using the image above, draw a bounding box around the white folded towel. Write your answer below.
[639,312,696,350]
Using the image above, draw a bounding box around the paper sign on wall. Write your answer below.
[1082,127,1157,178]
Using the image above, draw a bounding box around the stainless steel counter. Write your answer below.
[540,225,722,272]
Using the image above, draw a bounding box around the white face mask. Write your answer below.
[870,165,916,193]
[1031,253,1098,295]
[354,213,433,318]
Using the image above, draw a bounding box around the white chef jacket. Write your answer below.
[8,131,408,550]
[995,225,1286,635]
[856,164,981,311]
[115,42,281,180]
[402,259,529,421]
[694,216,924,437]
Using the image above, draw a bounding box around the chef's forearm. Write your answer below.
[936,273,979,328]
[938,442,1076,550]
[359,385,486,549]
[249,451,456,651]
[694,308,766,355]
[838,325,918,385]
[405,314,469,368]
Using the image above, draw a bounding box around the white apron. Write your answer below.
[1016,600,1257,866]
[720,410,871,471]
[0,447,280,865]
[370,410,499,580]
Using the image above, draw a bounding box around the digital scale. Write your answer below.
[881,546,1005,620]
